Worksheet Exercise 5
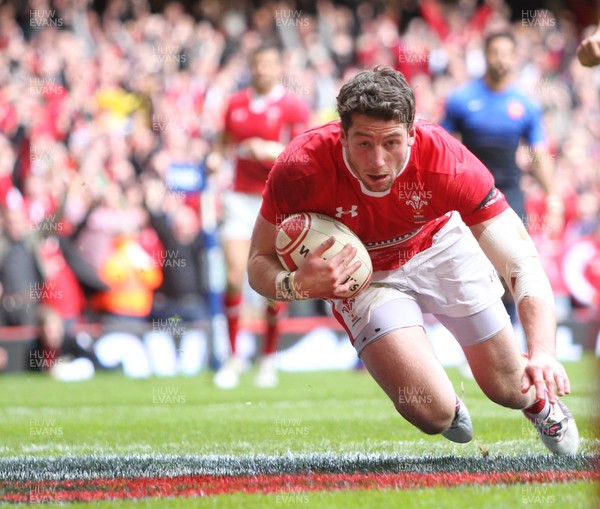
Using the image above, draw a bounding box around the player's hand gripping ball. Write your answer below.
[276,212,373,298]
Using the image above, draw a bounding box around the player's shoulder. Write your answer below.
[412,119,468,175]
[414,118,457,146]
[283,120,341,155]
[226,88,250,106]
[272,121,341,181]
[447,78,482,102]
[279,88,309,106]
[278,89,311,119]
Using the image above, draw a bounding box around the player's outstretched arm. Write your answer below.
[248,214,361,301]
[469,209,570,403]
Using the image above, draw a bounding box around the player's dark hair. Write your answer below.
[484,31,516,52]
[252,42,282,60]
[336,66,416,132]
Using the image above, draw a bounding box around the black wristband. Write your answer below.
[283,272,295,300]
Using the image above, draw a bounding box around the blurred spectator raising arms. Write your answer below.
[207,44,310,389]
[144,181,208,324]
[142,182,210,376]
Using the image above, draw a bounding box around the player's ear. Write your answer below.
[339,128,348,148]
[407,126,416,147]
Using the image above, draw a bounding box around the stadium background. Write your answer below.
[0,0,598,506]
[0,0,598,374]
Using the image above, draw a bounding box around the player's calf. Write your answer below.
[483,384,533,410]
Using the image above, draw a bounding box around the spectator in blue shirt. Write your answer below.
[442,31,563,226]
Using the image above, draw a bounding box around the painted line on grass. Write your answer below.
[0,452,598,480]
[3,469,599,503]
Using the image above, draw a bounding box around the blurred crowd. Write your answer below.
[0,0,598,369]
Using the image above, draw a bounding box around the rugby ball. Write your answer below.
[275,212,372,298]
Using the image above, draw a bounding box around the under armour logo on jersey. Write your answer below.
[335,205,358,218]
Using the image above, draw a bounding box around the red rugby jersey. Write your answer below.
[224,85,310,195]
[260,119,509,271]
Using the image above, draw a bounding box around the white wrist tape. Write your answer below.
[477,210,555,309]
[275,270,289,301]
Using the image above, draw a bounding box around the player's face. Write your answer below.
[251,49,282,94]
[485,37,516,83]
[340,115,415,192]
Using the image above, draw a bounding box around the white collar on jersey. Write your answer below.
[249,85,286,113]
[341,145,412,197]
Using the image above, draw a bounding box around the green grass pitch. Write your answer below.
[0,354,598,507]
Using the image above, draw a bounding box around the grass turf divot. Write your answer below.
[0,453,597,503]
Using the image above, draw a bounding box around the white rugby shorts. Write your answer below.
[220,191,262,241]
[330,212,509,355]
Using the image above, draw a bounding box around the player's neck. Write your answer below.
[483,74,511,92]
[253,84,278,97]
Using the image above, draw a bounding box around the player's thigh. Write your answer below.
[360,326,456,432]
[220,191,261,242]
[220,192,261,287]
[222,238,251,285]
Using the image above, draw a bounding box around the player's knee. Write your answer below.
[419,408,455,435]
[396,402,455,435]
[226,270,244,294]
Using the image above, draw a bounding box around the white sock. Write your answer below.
[524,395,551,421]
